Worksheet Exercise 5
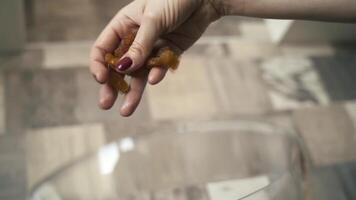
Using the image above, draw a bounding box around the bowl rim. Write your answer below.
[28,119,307,200]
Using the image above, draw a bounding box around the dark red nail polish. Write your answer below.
[116,57,133,71]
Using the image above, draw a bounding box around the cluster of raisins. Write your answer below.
[104,32,180,94]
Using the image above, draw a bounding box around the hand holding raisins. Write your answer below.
[104,32,180,94]
[90,0,220,117]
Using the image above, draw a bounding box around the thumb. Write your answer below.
[116,16,162,73]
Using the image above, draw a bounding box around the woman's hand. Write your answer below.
[90,0,220,117]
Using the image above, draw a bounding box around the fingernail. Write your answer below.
[116,57,133,71]
[93,74,101,83]
[121,102,130,110]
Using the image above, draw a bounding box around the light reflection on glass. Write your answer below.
[98,143,120,175]
[207,175,270,200]
[98,137,135,175]
[119,137,135,152]
[32,183,62,200]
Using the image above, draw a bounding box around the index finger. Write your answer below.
[90,19,123,83]
[90,0,145,83]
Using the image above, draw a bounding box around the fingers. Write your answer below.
[99,83,118,110]
[148,67,168,85]
[146,38,182,85]
[90,24,122,83]
[116,14,162,73]
[90,30,120,84]
[90,0,141,83]
[120,69,148,117]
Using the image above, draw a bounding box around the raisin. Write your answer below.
[146,47,180,70]
[108,70,130,94]
[104,32,180,94]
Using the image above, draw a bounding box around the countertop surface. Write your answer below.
[1,0,356,199]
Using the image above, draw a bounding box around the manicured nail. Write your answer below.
[116,57,132,71]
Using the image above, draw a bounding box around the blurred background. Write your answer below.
[0,0,356,199]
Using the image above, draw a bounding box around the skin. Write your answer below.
[90,0,356,117]
[213,0,356,22]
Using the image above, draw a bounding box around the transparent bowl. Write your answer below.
[28,120,308,200]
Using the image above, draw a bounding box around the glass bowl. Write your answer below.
[28,120,308,200]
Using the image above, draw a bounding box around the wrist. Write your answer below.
[208,0,245,16]
[199,0,222,22]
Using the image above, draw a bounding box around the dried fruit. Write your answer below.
[104,32,180,94]
[104,53,129,93]
[146,47,180,70]
[108,70,130,94]
[114,33,135,58]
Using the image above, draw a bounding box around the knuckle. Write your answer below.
[144,11,161,22]
[129,41,146,58]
